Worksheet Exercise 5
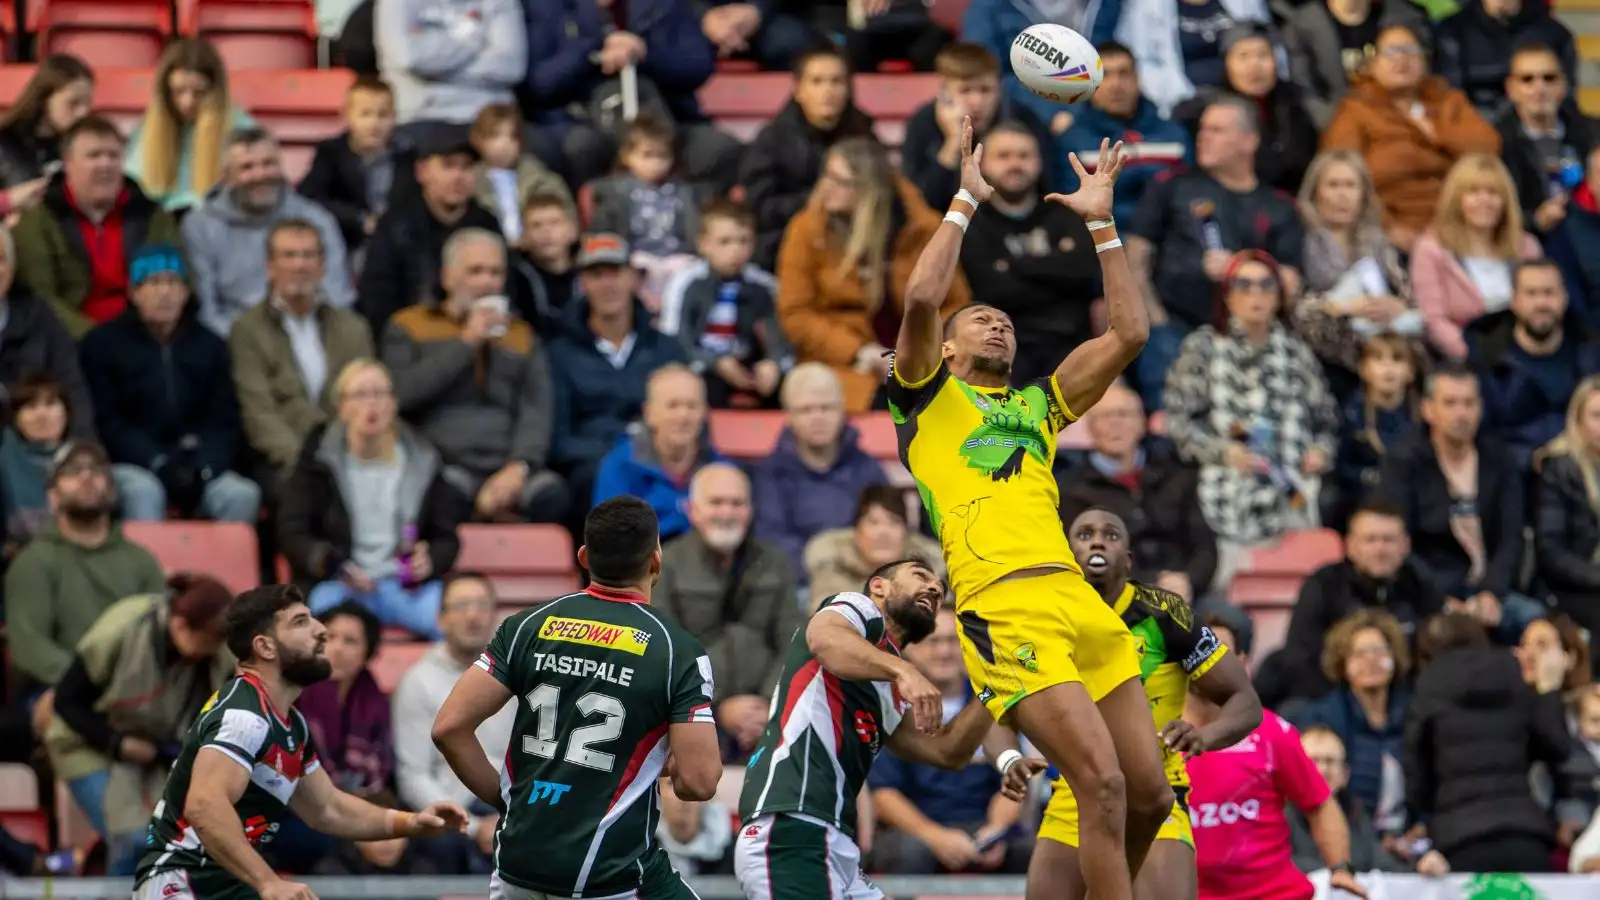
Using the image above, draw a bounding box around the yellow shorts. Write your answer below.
[1039,780,1195,849]
[955,568,1140,721]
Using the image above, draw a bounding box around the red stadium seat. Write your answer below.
[121,521,262,594]
[0,810,48,850]
[369,640,428,694]
[709,410,784,460]
[1239,528,1344,577]
[854,73,939,146]
[576,183,595,229]
[1248,606,1292,659]
[927,0,969,33]
[852,412,897,461]
[229,68,352,145]
[30,0,172,68]
[178,0,316,69]
[455,524,580,607]
[697,73,788,143]
[0,765,44,853]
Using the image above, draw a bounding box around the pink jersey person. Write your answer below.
[1185,709,1330,900]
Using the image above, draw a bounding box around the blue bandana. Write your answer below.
[129,244,186,286]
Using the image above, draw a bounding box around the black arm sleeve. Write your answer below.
[53,656,120,757]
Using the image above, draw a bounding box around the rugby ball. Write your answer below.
[1010,24,1103,105]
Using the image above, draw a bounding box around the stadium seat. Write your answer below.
[30,0,172,68]
[177,0,316,69]
[0,764,45,851]
[1239,528,1344,577]
[54,779,97,853]
[121,521,262,594]
[697,73,788,142]
[369,640,428,694]
[853,412,897,461]
[1248,606,1292,659]
[927,0,969,33]
[709,410,784,460]
[455,524,580,606]
[854,74,938,148]
[229,68,352,146]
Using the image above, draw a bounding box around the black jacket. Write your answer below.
[1173,81,1320,196]
[296,133,416,253]
[1404,645,1568,854]
[277,422,463,588]
[78,308,238,475]
[1377,428,1524,599]
[737,100,876,270]
[1280,559,1446,701]
[1493,105,1598,233]
[900,99,1061,213]
[1535,453,1600,621]
[1056,445,1217,592]
[1437,0,1578,115]
[355,191,511,334]
[0,122,58,188]
[0,285,94,437]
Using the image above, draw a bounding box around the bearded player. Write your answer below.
[134,585,467,900]
[888,115,1167,900]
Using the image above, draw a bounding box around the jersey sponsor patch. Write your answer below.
[212,708,270,758]
[1182,627,1221,673]
[539,616,651,656]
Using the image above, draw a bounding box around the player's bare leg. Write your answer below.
[1096,677,1179,874]
[1025,840,1087,900]
[1133,841,1197,900]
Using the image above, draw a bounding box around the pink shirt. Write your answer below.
[1186,710,1331,900]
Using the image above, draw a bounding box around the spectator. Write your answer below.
[806,485,943,609]
[657,200,789,409]
[521,0,740,190]
[1321,23,1501,253]
[960,122,1100,384]
[391,573,511,873]
[587,115,703,309]
[1552,145,1600,319]
[1404,611,1568,873]
[869,601,1031,874]
[183,127,356,338]
[228,220,375,492]
[1517,613,1592,698]
[358,125,505,333]
[374,0,528,139]
[698,0,817,70]
[1294,609,1412,830]
[45,574,234,876]
[3,441,166,742]
[1280,0,1431,129]
[1379,365,1535,643]
[383,228,567,523]
[1292,151,1419,376]
[0,375,72,547]
[738,46,876,269]
[751,362,886,578]
[656,463,801,758]
[1056,381,1217,602]
[1127,97,1304,409]
[962,0,1100,125]
[1412,153,1543,361]
[1517,615,1598,849]
[1329,334,1420,527]
[0,233,93,439]
[592,363,724,540]
[1569,686,1600,872]
[546,233,688,507]
[125,38,254,213]
[1437,0,1576,116]
[1536,375,1600,644]
[79,245,259,523]
[510,191,580,332]
[1055,40,1190,224]
[810,0,952,72]
[1164,250,1337,572]
[1173,23,1320,195]
[280,359,463,638]
[1289,725,1408,874]
[470,103,571,247]
[900,42,1058,212]
[297,75,410,258]
[777,137,969,413]
[1498,44,1595,241]
[12,116,181,339]
[1468,259,1600,468]
[1090,0,1273,116]
[0,53,93,188]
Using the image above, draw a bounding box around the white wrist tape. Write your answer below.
[944,211,971,233]
[1095,238,1123,254]
[1086,218,1115,232]
[994,749,1024,776]
[955,189,979,208]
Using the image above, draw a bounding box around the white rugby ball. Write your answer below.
[1009,24,1103,106]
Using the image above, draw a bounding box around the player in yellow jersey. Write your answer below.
[887,118,1168,900]
[995,508,1261,900]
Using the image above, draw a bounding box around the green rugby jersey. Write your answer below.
[135,673,320,900]
[476,584,716,897]
[739,591,911,838]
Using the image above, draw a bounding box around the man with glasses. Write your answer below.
[1490,42,1596,237]
[1289,725,1406,875]
[1436,0,1576,116]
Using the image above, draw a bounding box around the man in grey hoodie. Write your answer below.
[375,0,528,130]
[181,126,355,337]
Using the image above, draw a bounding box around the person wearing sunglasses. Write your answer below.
[1435,0,1576,117]
[1490,43,1594,238]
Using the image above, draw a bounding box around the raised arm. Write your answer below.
[806,604,941,732]
[289,764,468,840]
[1043,140,1149,418]
[883,699,996,769]
[895,116,991,386]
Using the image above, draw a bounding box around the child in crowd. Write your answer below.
[298,75,403,258]
[658,200,788,409]
[512,190,581,334]
[1331,333,1418,530]
[470,104,572,244]
[587,114,701,312]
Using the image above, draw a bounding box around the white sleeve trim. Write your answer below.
[696,655,715,699]
[197,743,255,774]
[818,592,881,638]
[214,708,270,757]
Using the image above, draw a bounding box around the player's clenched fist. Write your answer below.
[892,660,943,733]
[259,878,318,900]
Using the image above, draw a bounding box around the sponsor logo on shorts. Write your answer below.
[744,825,761,837]
[528,780,573,806]
[161,883,182,897]
[1014,643,1039,673]
[538,617,651,655]
[977,686,996,705]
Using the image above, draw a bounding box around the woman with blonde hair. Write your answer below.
[775,135,969,413]
[277,359,463,639]
[1536,376,1600,642]
[1409,153,1542,360]
[125,38,254,212]
[1293,150,1419,373]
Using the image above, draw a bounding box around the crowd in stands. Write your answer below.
[0,0,1599,885]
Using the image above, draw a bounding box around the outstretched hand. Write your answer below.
[958,116,993,204]
[998,757,1049,801]
[410,802,471,837]
[1043,138,1127,222]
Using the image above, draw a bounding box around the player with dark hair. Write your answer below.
[988,508,1260,900]
[134,584,467,900]
[734,557,1006,900]
[431,496,723,900]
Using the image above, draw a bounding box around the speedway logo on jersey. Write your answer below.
[539,617,651,655]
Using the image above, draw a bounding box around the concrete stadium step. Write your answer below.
[1581,86,1600,116]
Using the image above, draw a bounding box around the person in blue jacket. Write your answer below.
[591,364,727,540]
